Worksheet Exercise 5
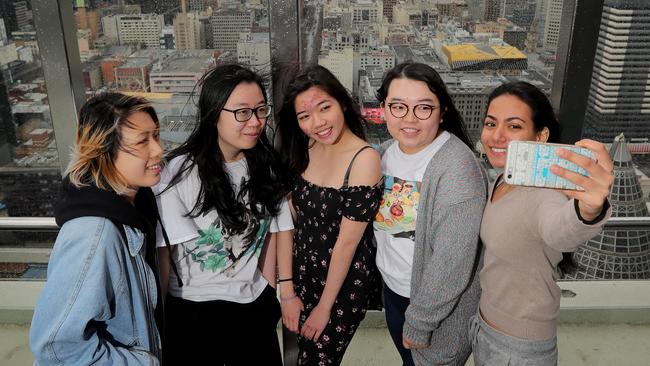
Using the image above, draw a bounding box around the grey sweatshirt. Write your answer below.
[393,134,487,365]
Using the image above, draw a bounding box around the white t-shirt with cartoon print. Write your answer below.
[155,155,293,303]
[373,131,450,298]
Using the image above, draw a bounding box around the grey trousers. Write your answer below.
[468,312,558,366]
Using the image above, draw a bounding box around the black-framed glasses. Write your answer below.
[386,102,439,120]
[222,105,273,122]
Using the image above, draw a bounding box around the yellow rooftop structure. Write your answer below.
[442,43,527,71]
[444,43,526,62]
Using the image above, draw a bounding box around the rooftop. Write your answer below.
[443,43,527,62]
[151,50,216,74]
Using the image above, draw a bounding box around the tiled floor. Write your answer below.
[5,322,650,365]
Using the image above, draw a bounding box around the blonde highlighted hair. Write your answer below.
[66,92,159,194]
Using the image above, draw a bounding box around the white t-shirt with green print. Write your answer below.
[155,155,293,303]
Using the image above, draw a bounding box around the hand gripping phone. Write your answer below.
[504,141,595,191]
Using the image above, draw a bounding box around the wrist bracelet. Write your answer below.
[280,294,297,302]
[278,277,293,283]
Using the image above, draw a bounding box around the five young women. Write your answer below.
[30,63,613,366]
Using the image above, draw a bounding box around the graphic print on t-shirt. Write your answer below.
[373,175,421,239]
[183,211,271,277]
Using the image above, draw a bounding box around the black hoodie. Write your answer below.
[54,178,165,342]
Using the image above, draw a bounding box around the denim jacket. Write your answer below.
[30,216,161,365]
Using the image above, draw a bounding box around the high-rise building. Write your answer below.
[210,9,253,53]
[237,33,270,73]
[116,14,164,49]
[502,0,527,20]
[511,0,536,29]
[569,135,650,279]
[0,70,16,165]
[0,19,7,46]
[383,0,397,23]
[535,0,548,41]
[173,5,202,50]
[583,0,650,141]
[484,0,504,22]
[199,15,212,49]
[188,0,205,12]
[543,0,563,51]
[0,3,18,37]
[160,26,175,49]
[13,1,29,32]
[351,0,382,26]
[139,0,178,15]
[318,46,353,91]
[76,7,102,43]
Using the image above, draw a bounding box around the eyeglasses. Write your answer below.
[386,103,439,120]
[222,105,272,122]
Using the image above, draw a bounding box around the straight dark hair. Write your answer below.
[165,64,285,236]
[376,61,474,150]
[276,64,367,180]
[487,81,560,142]
[488,81,575,275]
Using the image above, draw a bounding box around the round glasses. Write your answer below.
[222,105,272,122]
[386,102,439,120]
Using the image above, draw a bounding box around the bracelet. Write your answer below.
[278,277,293,283]
[280,294,297,302]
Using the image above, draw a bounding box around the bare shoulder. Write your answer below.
[347,145,382,187]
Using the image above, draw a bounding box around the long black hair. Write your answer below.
[276,64,367,180]
[165,64,285,235]
[376,61,474,150]
[488,81,575,275]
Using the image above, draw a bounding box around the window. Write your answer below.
[0,0,61,274]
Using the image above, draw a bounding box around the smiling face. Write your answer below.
[481,94,548,169]
[294,86,347,145]
[382,78,443,155]
[114,111,163,191]
[216,82,267,162]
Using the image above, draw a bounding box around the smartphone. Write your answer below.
[504,141,595,191]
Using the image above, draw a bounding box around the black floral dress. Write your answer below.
[292,148,383,366]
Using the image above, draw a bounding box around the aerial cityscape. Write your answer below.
[0,0,648,278]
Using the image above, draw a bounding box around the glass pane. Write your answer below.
[310,0,560,146]
[302,0,650,281]
[572,0,650,280]
[75,0,272,149]
[0,0,60,279]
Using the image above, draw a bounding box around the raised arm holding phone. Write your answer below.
[470,81,614,366]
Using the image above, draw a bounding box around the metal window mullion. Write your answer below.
[551,0,605,144]
[269,0,301,108]
[267,2,301,364]
[32,0,86,175]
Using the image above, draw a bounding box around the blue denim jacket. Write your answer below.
[30,217,161,365]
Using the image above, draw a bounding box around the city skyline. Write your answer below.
[0,0,649,221]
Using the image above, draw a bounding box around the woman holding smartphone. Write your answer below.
[471,81,614,365]
[374,61,486,366]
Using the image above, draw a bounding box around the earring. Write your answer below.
[440,118,443,123]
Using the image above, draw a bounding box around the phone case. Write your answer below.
[504,141,595,191]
